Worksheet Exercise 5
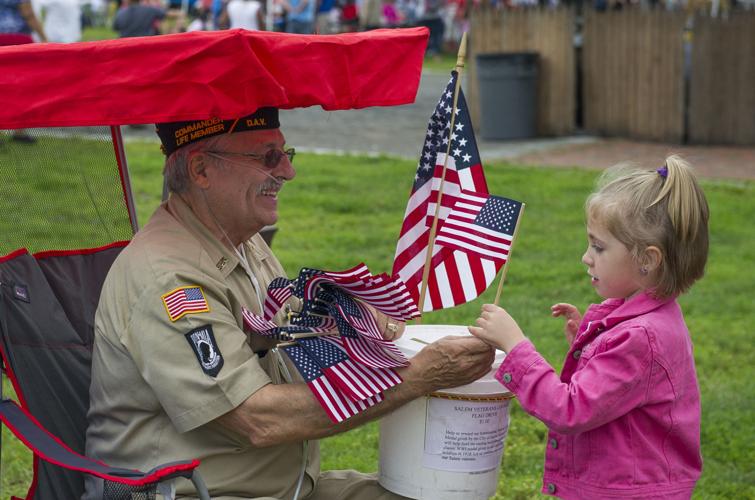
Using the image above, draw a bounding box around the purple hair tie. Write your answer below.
[656,166,668,178]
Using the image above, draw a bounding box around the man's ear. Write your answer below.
[187,152,211,189]
[642,245,663,273]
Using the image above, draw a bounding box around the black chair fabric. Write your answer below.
[0,244,124,499]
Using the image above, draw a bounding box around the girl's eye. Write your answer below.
[591,244,603,253]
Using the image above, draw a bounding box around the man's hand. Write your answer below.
[363,302,406,341]
[402,336,495,395]
[551,303,581,345]
[375,312,405,341]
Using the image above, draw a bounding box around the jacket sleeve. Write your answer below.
[496,327,653,434]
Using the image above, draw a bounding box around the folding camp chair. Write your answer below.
[0,126,210,499]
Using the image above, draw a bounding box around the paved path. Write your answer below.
[122,70,754,181]
[280,71,599,162]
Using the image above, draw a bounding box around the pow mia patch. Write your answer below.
[185,325,224,377]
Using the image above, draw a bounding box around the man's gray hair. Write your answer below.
[163,136,225,194]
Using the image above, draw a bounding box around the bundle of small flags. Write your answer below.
[241,263,421,423]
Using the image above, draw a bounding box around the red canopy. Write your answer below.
[0,28,428,129]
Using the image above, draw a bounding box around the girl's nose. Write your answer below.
[581,250,591,266]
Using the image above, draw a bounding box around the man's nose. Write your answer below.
[274,156,296,181]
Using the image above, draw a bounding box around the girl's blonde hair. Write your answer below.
[585,155,709,298]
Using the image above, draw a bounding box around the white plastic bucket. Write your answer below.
[378,325,513,500]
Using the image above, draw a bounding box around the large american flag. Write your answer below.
[393,71,496,312]
[282,343,382,423]
[435,191,522,265]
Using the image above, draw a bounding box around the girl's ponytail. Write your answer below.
[650,155,709,245]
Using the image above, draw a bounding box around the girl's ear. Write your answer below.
[642,246,663,273]
[187,153,211,190]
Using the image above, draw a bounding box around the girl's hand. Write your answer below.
[551,303,581,345]
[468,304,526,353]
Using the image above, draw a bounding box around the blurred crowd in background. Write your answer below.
[8,0,752,50]
[15,0,473,55]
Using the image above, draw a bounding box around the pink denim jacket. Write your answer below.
[496,292,702,499]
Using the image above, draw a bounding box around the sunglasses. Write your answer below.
[205,147,295,169]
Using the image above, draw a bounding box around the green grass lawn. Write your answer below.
[1,138,753,499]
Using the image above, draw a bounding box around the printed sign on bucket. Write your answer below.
[423,398,510,473]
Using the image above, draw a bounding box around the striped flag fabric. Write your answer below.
[302,267,420,321]
[161,286,210,322]
[282,343,382,423]
[242,307,336,340]
[435,191,522,265]
[242,307,278,335]
[328,309,408,369]
[328,291,383,341]
[299,338,401,402]
[263,277,293,320]
[392,70,491,313]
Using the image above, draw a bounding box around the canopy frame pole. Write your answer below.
[111,126,139,234]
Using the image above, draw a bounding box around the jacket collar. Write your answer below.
[579,291,675,339]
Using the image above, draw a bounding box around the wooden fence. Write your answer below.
[689,12,755,145]
[468,7,755,145]
[582,9,687,142]
[468,6,575,137]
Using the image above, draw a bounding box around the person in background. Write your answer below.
[315,0,335,33]
[338,0,357,31]
[220,0,265,30]
[282,0,314,33]
[33,0,81,43]
[113,0,183,37]
[469,155,707,499]
[0,0,46,143]
[358,0,382,30]
[380,0,400,26]
[186,2,211,30]
[416,0,443,56]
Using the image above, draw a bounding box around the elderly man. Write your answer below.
[84,107,494,500]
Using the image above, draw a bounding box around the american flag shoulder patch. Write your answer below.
[161,285,210,322]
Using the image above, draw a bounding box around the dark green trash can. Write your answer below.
[476,52,539,140]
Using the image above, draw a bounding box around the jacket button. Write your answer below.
[502,373,512,383]
[572,349,582,359]
[547,482,557,494]
[549,438,558,449]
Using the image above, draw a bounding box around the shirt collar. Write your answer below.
[166,194,241,277]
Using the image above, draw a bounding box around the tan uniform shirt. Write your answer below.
[85,195,319,499]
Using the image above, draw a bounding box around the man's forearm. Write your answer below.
[218,363,430,447]
[218,335,495,447]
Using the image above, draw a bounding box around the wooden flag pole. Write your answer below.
[416,32,468,321]
[493,203,526,306]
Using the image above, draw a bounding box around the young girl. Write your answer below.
[469,155,708,499]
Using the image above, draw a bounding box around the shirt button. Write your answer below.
[502,373,512,383]
[572,349,582,359]
[549,438,558,449]
[547,482,557,494]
